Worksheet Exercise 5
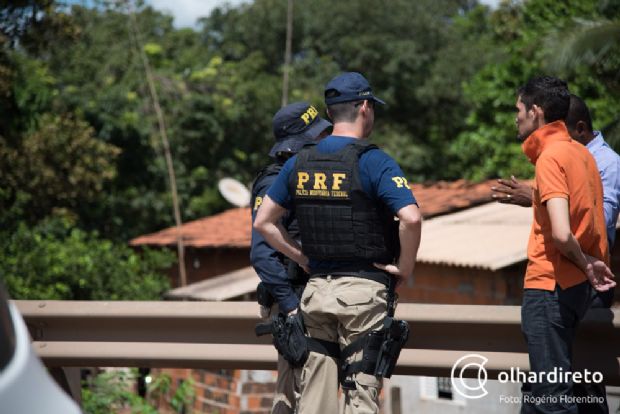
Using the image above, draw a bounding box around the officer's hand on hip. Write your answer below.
[373,262,411,288]
[298,255,310,274]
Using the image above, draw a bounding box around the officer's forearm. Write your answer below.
[396,205,422,277]
[255,196,308,266]
[398,220,421,277]
[257,220,307,267]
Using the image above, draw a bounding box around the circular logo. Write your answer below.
[450,353,489,399]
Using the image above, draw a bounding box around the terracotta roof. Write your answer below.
[412,179,496,218]
[130,180,499,248]
[130,207,252,248]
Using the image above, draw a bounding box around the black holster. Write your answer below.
[374,317,409,378]
[256,282,275,308]
[340,316,410,389]
[255,312,309,367]
[287,259,309,286]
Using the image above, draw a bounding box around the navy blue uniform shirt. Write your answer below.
[250,164,300,312]
[267,135,418,274]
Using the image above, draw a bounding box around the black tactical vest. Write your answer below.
[253,163,300,241]
[289,141,399,263]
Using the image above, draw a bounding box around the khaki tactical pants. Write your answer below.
[298,276,388,414]
[272,353,301,414]
[262,304,302,414]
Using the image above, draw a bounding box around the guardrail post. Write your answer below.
[49,367,82,406]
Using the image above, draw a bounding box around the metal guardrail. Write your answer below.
[15,301,620,384]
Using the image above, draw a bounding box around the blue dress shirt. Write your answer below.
[587,131,620,247]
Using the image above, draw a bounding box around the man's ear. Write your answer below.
[532,104,545,123]
[576,120,587,134]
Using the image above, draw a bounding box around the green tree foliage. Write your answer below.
[544,0,620,146]
[1,114,120,225]
[1,0,619,301]
[199,0,491,181]
[82,369,195,414]
[1,216,172,300]
[449,0,620,179]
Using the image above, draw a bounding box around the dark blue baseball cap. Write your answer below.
[324,72,386,106]
[269,101,332,158]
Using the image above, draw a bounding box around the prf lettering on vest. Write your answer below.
[332,173,346,190]
[297,172,310,189]
[300,106,319,125]
[313,172,327,189]
[253,196,262,211]
[392,176,409,188]
[296,171,349,198]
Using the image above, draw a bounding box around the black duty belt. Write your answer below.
[310,270,392,287]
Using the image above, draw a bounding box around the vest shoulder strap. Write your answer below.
[349,140,378,154]
[252,163,282,193]
[298,141,378,163]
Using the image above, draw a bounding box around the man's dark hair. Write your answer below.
[327,101,360,123]
[517,76,570,123]
[565,94,593,132]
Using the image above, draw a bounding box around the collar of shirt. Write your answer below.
[521,120,571,164]
[586,130,606,153]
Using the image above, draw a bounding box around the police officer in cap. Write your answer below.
[255,73,422,414]
[250,101,331,414]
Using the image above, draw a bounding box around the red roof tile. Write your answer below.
[413,179,497,218]
[130,207,252,248]
[130,180,501,248]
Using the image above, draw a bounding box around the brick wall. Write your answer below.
[397,262,526,305]
[154,368,279,414]
[192,369,240,414]
[166,248,251,288]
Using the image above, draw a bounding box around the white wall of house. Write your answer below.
[384,376,520,414]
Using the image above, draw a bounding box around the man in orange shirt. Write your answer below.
[516,76,615,413]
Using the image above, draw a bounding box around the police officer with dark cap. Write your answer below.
[255,73,422,414]
[250,101,331,414]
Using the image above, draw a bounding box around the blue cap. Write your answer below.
[324,72,386,106]
[269,102,332,158]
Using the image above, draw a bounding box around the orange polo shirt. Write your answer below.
[522,121,609,291]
